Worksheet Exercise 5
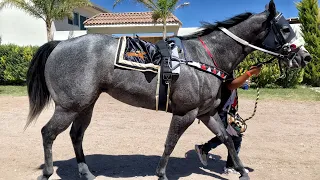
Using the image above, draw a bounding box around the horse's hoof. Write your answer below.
[239,173,250,180]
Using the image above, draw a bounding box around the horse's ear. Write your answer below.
[268,0,276,17]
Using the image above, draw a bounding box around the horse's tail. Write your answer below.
[25,41,61,129]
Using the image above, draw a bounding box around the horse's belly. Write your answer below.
[107,70,158,110]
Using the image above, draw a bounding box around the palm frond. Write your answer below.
[113,0,124,9]
[151,10,162,23]
[137,0,159,11]
[51,0,90,20]
[168,0,179,11]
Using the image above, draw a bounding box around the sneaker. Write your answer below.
[195,145,208,166]
[224,167,249,175]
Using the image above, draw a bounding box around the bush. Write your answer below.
[236,51,304,88]
[275,68,304,88]
[0,44,38,85]
[296,0,320,87]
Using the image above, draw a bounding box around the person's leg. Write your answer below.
[202,136,223,152]
[195,136,222,166]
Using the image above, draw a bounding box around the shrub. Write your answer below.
[0,44,38,85]
[296,0,320,87]
[236,51,304,88]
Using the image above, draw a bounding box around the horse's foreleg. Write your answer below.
[156,108,199,180]
[39,105,78,180]
[199,113,250,180]
[70,104,96,180]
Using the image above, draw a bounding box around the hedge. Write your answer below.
[235,51,304,88]
[0,44,38,85]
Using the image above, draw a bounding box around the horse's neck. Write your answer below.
[182,14,268,74]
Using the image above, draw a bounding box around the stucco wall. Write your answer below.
[0,0,48,46]
[0,0,104,46]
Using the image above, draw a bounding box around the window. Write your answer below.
[68,18,73,25]
[80,15,88,30]
[73,12,79,26]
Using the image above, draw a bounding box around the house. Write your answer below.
[83,11,182,43]
[0,0,108,46]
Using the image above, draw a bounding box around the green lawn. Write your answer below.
[0,85,319,101]
[0,86,27,96]
[238,86,320,101]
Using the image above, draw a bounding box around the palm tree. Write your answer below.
[0,0,91,41]
[113,0,189,39]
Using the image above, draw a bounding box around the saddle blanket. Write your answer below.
[114,36,162,73]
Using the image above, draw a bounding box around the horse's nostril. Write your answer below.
[304,55,312,62]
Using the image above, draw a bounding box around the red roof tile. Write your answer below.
[84,12,182,26]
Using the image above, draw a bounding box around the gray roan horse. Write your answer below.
[26,1,311,180]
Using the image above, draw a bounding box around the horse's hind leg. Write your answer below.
[70,104,96,180]
[39,105,79,180]
[156,108,198,180]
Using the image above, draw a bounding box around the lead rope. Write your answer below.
[243,83,259,122]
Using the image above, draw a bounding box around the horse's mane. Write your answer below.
[177,12,253,40]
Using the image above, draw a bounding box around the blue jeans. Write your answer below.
[202,111,243,168]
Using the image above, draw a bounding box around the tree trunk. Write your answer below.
[163,19,167,40]
[46,20,53,42]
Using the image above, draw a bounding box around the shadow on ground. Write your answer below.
[38,150,254,180]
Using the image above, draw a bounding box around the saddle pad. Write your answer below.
[114,36,160,73]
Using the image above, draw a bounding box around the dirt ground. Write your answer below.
[0,94,319,180]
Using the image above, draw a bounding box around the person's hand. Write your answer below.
[248,66,262,76]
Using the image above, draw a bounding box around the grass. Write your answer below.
[0,85,319,101]
[238,86,320,101]
[0,86,27,96]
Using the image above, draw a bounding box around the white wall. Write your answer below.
[53,30,87,41]
[177,27,203,36]
[290,24,305,46]
[0,2,48,46]
[0,1,104,46]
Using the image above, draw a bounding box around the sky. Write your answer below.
[92,0,301,28]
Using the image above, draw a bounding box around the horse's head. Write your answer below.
[178,0,311,75]
[251,0,311,68]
